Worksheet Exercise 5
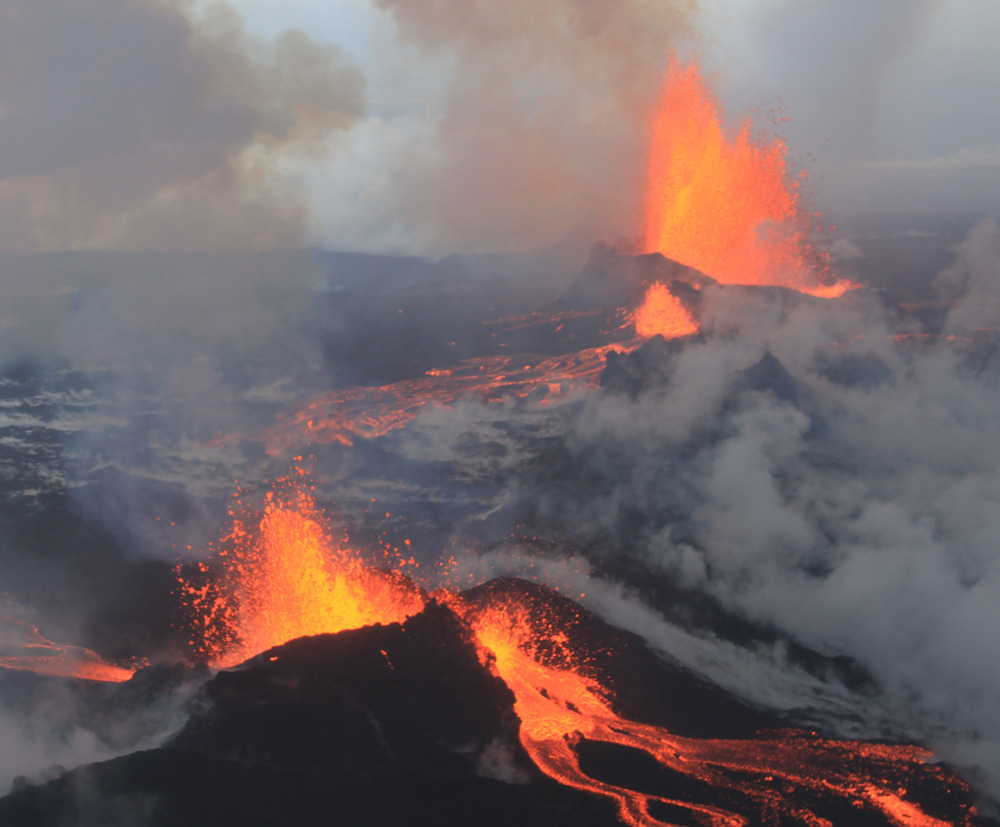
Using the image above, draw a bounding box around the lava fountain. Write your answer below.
[177,488,425,668]
[644,58,851,298]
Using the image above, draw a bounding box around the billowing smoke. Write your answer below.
[401,219,1000,798]
[938,216,1000,332]
[357,0,698,254]
[0,0,364,253]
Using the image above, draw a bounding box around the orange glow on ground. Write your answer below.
[644,59,853,298]
[262,343,628,455]
[0,616,134,683]
[633,283,699,339]
[454,594,969,827]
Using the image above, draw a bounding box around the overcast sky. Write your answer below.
[227,0,1000,244]
[0,0,996,255]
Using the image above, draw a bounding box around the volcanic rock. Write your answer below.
[732,350,801,404]
[556,246,713,311]
[811,349,895,389]
[0,599,621,827]
[169,600,524,777]
[0,582,993,827]
[600,334,689,398]
[461,577,779,739]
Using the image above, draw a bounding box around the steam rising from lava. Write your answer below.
[367,0,698,253]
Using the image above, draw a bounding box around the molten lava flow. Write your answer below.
[0,615,134,683]
[242,289,704,457]
[633,283,699,339]
[454,594,972,827]
[644,59,851,298]
[178,491,425,667]
[263,344,627,455]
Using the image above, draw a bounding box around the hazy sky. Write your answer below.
[1,0,996,255]
[227,0,1000,245]
[700,0,1000,215]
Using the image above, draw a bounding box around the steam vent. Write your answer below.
[2,2,1000,826]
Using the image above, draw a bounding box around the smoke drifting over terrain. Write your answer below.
[566,248,1000,796]
[1,0,1000,819]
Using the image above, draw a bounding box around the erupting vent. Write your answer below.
[633,282,699,340]
[644,59,850,298]
[178,490,425,668]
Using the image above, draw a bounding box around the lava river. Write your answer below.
[0,614,135,683]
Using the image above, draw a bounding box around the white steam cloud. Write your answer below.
[372,218,1000,798]
[536,220,1000,795]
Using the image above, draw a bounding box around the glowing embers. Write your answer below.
[0,615,134,683]
[644,59,850,298]
[633,282,699,339]
[456,593,971,827]
[178,490,425,668]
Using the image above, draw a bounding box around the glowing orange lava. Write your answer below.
[633,282,699,339]
[644,59,851,298]
[263,343,627,455]
[261,298,703,456]
[0,615,134,683]
[454,594,971,827]
[178,490,425,667]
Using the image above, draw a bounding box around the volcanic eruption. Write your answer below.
[1,3,999,826]
[163,482,984,826]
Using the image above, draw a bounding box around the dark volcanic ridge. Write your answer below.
[0,579,993,827]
